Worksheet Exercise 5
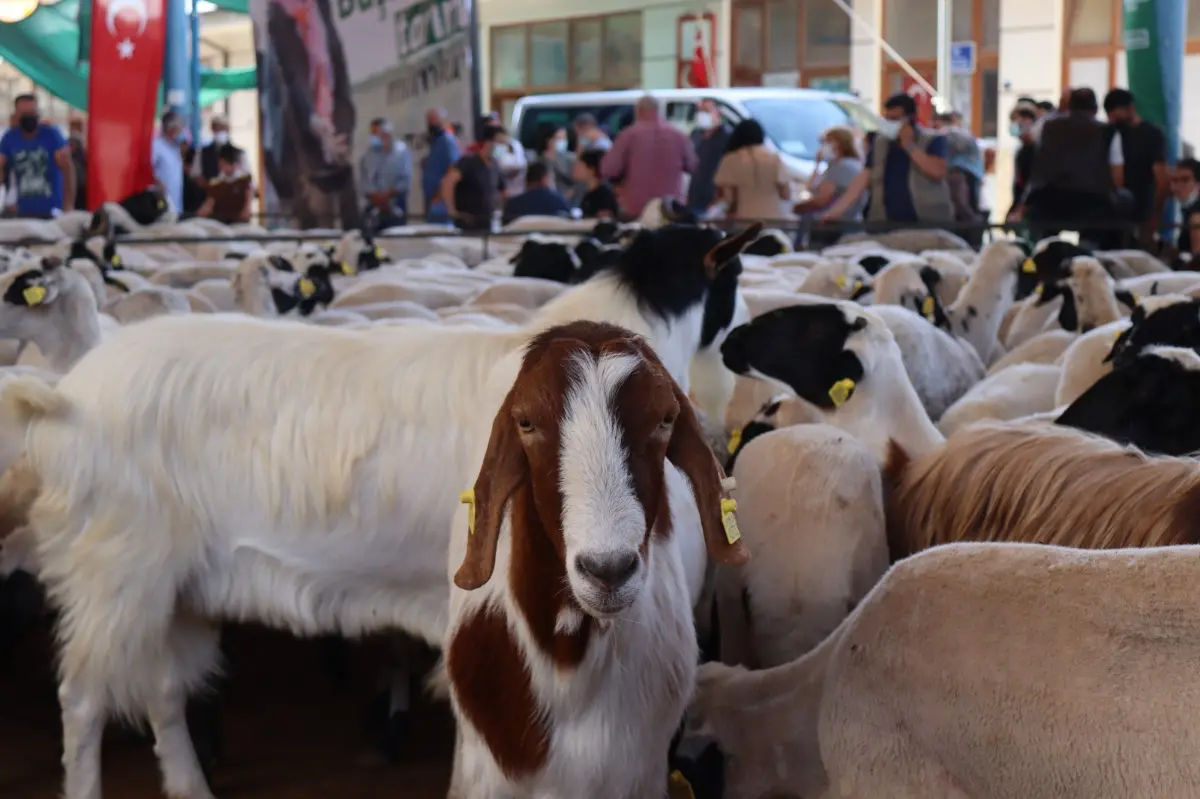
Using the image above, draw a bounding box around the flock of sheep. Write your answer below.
[0,196,1197,799]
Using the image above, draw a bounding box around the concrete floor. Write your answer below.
[0,624,455,798]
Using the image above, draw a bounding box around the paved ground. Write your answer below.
[0,624,455,798]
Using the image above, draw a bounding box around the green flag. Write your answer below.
[76,0,90,65]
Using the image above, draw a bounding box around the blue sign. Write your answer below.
[950,41,976,75]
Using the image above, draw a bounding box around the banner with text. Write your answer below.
[87,0,166,209]
[250,0,475,228]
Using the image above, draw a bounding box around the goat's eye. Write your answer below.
[660,413,676,428]
[517,418,535,433]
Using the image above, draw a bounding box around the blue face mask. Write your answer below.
[369,135,382,151]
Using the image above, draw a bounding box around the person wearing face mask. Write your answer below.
[0,94,74,218]
[533,123,576,198]
[686,99,731,215]
[193,116,244,188]
[1015,88,1126,249]
[150,110,186,215]
[468,112,526,193]
[821,93,952,229]
[792,126,865,247]
[1164,158,1200,265]
[440,123,510,231]
[933,110,986,246]
[1007,104,1038,222]
[358,117,412,229]
[422,107,460,223]
[1103,89,1168,251]
[572,114,611,153]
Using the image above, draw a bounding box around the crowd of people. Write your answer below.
[0,85,1194,260]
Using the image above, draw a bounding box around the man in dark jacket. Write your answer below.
[1103,88,1168,251]
[1015,88,1125,249]
[686,99,730,215]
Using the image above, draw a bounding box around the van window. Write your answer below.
[741,97,864,160]
[516,105,635,152]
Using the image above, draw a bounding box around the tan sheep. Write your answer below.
[467,277,567,310]
[689,541,1200,799]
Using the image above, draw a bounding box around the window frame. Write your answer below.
[879,0,1000,137]
[488,12,644,113]
[730,0,852,87]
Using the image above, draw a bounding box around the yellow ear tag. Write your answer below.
[157,198,165,210]
[22,285,46,306]
[341,261,357,276]
[1021,258,1036,274]
[669,769,697,799]
[921,295,935,319]
[374,246,386,259]
[834,274,848,289]
[460,489,475,535]
[298,277,316,298]
[854,280,864,292]
[1033,282,1043,297]
[727,427,742,455]
[828,377,856,407]
[110,254,122,267]
[719,498,741,545]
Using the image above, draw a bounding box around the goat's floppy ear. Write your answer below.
[703,222,763,280]
[623,336,748,566]
[666,382,749,566]
[40,256,63,272]
[454,387,529,590]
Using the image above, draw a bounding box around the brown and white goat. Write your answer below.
[444,320,749,799]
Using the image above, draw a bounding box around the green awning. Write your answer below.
[0,0,256,112]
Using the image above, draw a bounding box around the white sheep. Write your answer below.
[719,423,887,669]
[936,362,1062,437]
[943,240,1026,365]
[986,328,1075,374]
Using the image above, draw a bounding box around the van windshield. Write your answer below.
[742,97,870,160]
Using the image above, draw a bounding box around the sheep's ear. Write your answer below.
[454,386,529,590]
[1057,287,1078,332]
[703,223,763,280]
[1115,289,1137,312]
[40,256,63,271]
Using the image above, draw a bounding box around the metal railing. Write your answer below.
[0,216,1182,260]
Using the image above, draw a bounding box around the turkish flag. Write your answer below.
[86,0,166,209]
[687,29,710,89]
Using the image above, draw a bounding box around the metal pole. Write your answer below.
[190,1,202,143]
[936,0,953,113]
[163,0,190,116]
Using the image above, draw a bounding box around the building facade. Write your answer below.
[480,0,1200,215]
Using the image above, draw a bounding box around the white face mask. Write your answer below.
[694,111,714,130]
[554,138,568,153]
[876,118,903,139]
[213,131,229,145]
[820,143,837,160]
[1184,188,1200,207]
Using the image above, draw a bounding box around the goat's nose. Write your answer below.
[576,552,639,590]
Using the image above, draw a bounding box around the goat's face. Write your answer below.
[722,302,893,410]
[293,245,333,275]
[1,258,66,310]
[455,320,748,617]
[1106,296,1200,369]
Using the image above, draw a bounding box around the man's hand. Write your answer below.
[897,123,915,150]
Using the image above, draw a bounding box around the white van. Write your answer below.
[508,87,881,186]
